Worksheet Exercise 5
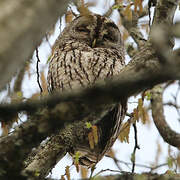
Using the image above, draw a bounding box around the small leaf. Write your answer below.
[46,55,52,63]
[88,132,94,149]
[74,151,81,164]
[86,122,92,129]
[74,152,80,173]
[17,91,23,98]
[112,4,123,10]
[167,157,173,168]
[34,171,40,177]
[145,91,152,100]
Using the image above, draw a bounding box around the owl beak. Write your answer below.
[92,38,96,48]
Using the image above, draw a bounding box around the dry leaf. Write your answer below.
[65,166,70,180]
[65,11,74,24]
[133,108,139,122]
[80,166,88,179]
[119,121,131,143]
[134,0,143,13]
[141,107,149,124]
[92,125,98,145]
[88,132,94,149]
[123,4,132,21]
[138,98,143,112]
[138,98,144,120]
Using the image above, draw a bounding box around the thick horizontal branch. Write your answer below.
[0,0,70,89]
[151,86,180,148]
[1,44,180,120]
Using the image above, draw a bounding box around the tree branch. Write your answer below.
[115,0,146,48]
[151,85,180,148]
[23,133,67,178]
[0,0,70,89]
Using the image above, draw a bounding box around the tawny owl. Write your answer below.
[47,14,126,166]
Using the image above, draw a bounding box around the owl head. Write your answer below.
[57,14,123,50]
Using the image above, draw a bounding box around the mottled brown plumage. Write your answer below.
[47,14,126,166]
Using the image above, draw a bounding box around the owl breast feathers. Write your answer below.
[47,14,126,166]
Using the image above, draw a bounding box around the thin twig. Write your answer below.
[35,48,43,95]
[105,156,168,171]
[89,165,96,179]
[131,122,140,173]
[150,163,168,172]
[92,168,122,179]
